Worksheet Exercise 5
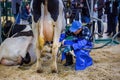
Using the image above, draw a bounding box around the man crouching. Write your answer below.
[59,21,93,71]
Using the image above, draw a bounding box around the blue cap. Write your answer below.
[69,21,82,32]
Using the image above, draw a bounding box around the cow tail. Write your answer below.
[38,36,45,49]
[38,21,45,50]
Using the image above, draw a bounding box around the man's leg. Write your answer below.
[16,13,21,24]
[107,14,112,36]
[64,53,73,66]
[97,15,102,34]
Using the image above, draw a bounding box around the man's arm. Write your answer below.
[72,39,88,50]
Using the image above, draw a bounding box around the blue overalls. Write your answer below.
[59,26,93,71]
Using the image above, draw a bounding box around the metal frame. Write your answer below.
[89,0,120,47]
[63,0,120,49]
[0,1,2,44]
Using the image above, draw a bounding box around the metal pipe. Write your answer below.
[86,0,95,42]
[111,31,120,44]
[90,0,94,22]
[5,0,8,21]
[91,16,104,35]
[85,0,90,18]
[0,1,2,44]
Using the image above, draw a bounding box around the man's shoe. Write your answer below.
[64,53,73,66]
[107,33,111,36]
[112,34,115,37]
[105,31,109,33]
[117,32,120,37]
[98,35,103,37]
[98,32,103,37]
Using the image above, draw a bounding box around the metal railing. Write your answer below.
[0,1,2,44]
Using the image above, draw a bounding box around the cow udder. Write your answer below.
[43,20,54,42]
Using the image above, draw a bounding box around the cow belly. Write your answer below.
[43,19,54,42]
[0,37,32,61]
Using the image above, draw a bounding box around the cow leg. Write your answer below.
[51,21,62,73]
[36,46,43,73]
[51,42,58,73]
[1,59,18,66]
[32,22,43,73]
[0,56,22,66]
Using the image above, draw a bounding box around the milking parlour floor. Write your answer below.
[0,44,120,80]
[0,20,120,80]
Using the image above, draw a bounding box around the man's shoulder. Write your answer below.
[82,26,91,36]
[82,26,90,32]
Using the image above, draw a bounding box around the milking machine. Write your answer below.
[89,0,120,47]
[84,0,120,49]
[61,0,120,53]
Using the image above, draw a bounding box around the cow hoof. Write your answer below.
[37,69,43,73]
[51,64,58,73]
[51,69,58,73]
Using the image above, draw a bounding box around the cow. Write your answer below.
[31,0,66,73]
[0,36,37,66]
[2,20,31,41]
[0,21,37,66]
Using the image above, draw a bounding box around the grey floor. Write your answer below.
[94,22,119,40]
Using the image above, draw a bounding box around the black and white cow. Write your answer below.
[0,20,37,66]
[31,0,66,73]
[2,20,32,40]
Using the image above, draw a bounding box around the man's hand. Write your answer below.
[61,40,65,45]
[63,45,72,53]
